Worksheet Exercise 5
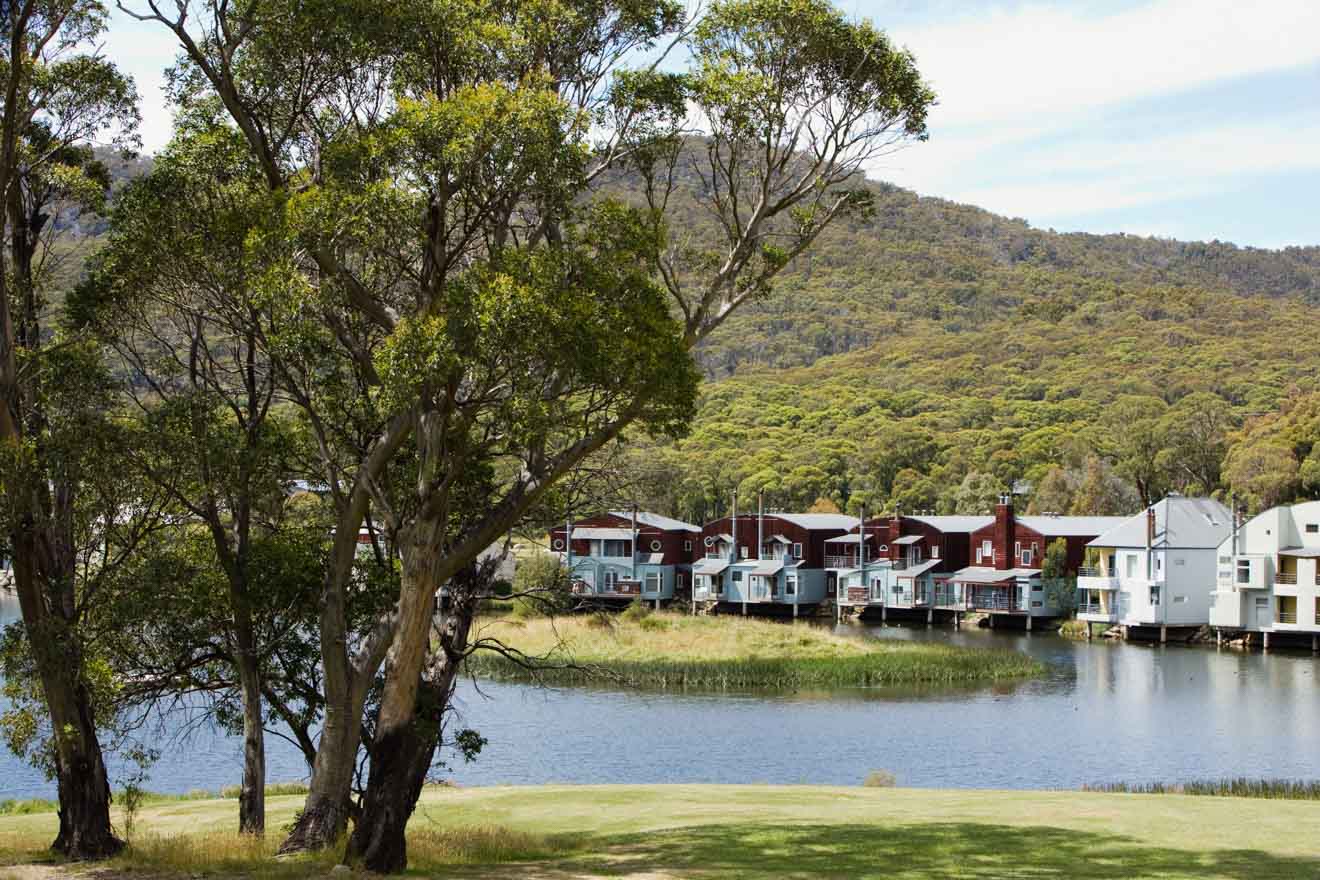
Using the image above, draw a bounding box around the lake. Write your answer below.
[2,593,1317,799]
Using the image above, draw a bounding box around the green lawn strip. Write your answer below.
[4,786,1318,878]
[466,612,1044,689]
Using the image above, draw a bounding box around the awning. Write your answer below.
[750,560,784,576]
[769,535,792,544]
[895,559,942,578]
[692,558,730,574]
[1279,547,1320,558]
[711,533,734,542]
[826,533,864,544]
[637,553,665,565]
[950,568,1016,585]
[893,535,924,545]
[572,527,633,540]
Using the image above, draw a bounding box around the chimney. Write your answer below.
[757,491,764,561]
[730,490,738,563]
[889,508,902,562]
[994,493,1014,571]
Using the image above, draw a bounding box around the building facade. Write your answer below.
[951,497,1125,626]
[1077,496,1233,639]
[1209,500,1320,646]
[691,512,857,614]
[832,515,990,616]
[548,511,701,602]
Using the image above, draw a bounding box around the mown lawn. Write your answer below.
[2,784,1318,878]
[465,611,1044,688]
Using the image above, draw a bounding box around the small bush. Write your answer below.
[863,770,897,788]
[620,600,652,622]
[584,612,614,629]
[636,614,668,631]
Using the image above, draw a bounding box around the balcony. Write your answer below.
[1276,572,1298,586]
[825,554,861,569]
[1077,571,1119,591]
[1277,611,1298,624]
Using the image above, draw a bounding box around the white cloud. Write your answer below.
[890,0,1320,128]
[857,0,1320,241]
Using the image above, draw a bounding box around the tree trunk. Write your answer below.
[11,545,122,859]
[347,579,476,873]
[235,648,266,835]
[276,708,359,853]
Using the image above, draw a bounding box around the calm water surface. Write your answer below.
[2,593,1317,799]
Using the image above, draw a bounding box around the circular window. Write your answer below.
[704,535,715,547]
[552,538,565,550]
[879,544,888,552]
[651,539,662,552]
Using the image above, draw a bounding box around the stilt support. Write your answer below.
[1159,625,1167,644]
[1263,631,1271,651]
[926,608,933,628]
[988,615,995,629]
[881,604,887,623]
[741,601,747,617]
[1026,616,1032,632]
[1121,625,1129,641]
[1215,628,1222,648]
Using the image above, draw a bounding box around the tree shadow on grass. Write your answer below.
[511,821,1320,880]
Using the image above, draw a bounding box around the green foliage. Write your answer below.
[511,554,574,618]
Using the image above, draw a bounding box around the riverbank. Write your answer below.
[2,784,1318,878]
[465,610,1044,689]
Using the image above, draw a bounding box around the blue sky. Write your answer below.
[105,0,1320,248]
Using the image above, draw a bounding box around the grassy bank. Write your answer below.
[464,611,1044,689]
[3,784,1320,878]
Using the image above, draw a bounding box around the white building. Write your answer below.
[1209,500,1320,647]
[1077,496,1232,640]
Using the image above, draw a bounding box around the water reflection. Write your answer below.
[2,594,1317,799]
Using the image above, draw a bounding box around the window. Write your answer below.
[871,577,883,600]
[786,576,797,596]
[792,542,803,559]
[1173,595,1187,604]
[1031,582,1043,592]
[1031,542,1039,556]
[1021,549,1033,567]
[1125,554,1138,579]
[1307,524,1319,534]
[684,540,692,551]
[1236,559,1252,585]
[932,545,941,559]
[1218,555,1232,564]
[1156,555,1163,572]
[1149,586,1161,605]
[732,570,744,583]
[603,570,618,589]
[1031,600,1043,608]
[981,539,993,559]
[676,573,685,588]
[603,539,631,558]
[1015,541,1022,557]
[645,572,661,593]
[739,545,748,559]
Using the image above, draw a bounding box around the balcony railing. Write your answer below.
[1277,611,1298,624]
[1078,567,1104,578]
[825,555,861,568]
[969,593,1017,612]
[1276,572,1298,585]
[1077,602,1105,615]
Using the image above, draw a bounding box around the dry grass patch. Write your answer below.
[466,613,1043,689]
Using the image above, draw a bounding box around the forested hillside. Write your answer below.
[49,150,1320,523]
[619,174,1320,522]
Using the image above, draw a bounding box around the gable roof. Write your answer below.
[1089,497,1233,549]
[906,514,994,533]
[770,513,859,531]
[1017,515,1128,537]
[610,511,701,532]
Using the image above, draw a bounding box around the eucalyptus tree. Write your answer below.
[124,0,932,869]
[72,124,333,834]
[0,0,141,858]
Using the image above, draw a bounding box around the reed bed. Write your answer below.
[467,611,1043,689]
[1081,778,1320,800]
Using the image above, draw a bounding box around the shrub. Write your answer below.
[510,553,574,618]
[863,770,897,788]
[636,613,668,631]
[620,600,652,622]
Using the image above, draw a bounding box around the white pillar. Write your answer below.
[1263,631,1271,651]
[1159,625,1167,644]
[1026,615,1032,632]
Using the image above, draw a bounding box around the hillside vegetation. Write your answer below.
[617,171,1320,521]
